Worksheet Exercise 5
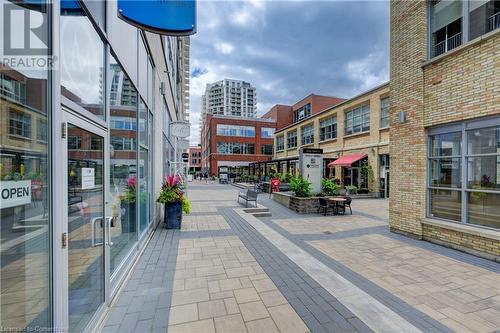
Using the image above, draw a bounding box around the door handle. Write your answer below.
[91,217,104,247]
[106,216,114,246]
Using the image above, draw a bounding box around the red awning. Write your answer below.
[327,153,367,168]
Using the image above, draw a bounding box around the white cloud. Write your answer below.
[346,52,389,91]
[215,42,234,54]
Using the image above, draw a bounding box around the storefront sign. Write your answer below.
[0,180,31,209]
[299,148,323,194]
[118,0,196,36]
[81,168,95,190]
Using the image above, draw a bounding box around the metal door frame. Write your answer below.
[53,108,109,332]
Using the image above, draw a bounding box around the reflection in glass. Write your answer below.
[108,54,138,274]
[467,156,500,190]
[429,189,462,222]
[0,1,50,329]
[60,2,104,118]
[468,192,500,229]
[139,147,149,232]
[467,126,500,155]
[430,158,461,188]
[67,125,104,332]
[430,132,462,156]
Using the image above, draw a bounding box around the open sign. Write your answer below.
[0,180,32,209]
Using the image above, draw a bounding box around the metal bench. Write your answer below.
[237,190,258,207]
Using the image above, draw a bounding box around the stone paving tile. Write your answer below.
[167,235,308,332]
[309,234,500,333]
[182,215,230,231]
[274,215,386,235]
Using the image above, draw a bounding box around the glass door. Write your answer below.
[62,111,108,332]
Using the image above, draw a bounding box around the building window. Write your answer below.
[293,103,311,123]
[9,110,32,138]
[216,142,255,154]
[469,0,500,40]
[319,116,337,141]
[1,73,27,103]
[216,124,255,137]
[345,104,370,135]
[431,0,462,57]
[111,137,136,151]
[261,127,275,138]
[37,118,47,142]
[91,137,102,150]
[430,0,500,58]
[68,136,82,150]
[261,144,273,155]
[428,120,500,229]
[380,97,390,128]
[287,130,297,148]
[276,135,285,151]
[301,124,314,145]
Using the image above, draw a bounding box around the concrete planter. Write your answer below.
[273,192,320,214]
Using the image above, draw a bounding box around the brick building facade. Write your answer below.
[272,84,390,197]
[188,146,201,173]
[200,114,276,176]
[390,0,500,260]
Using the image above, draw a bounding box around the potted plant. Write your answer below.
[120,175,138,233]
[157,175,191,229]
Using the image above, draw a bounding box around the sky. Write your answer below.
[189,0,390,144]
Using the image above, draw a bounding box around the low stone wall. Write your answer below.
[273,192,320,214]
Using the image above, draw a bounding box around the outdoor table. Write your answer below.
[328,197,346,215]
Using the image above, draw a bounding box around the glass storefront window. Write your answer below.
[61,2,105,118]
[430,131,462,156]
[430,158,461,188]
[1,1,50,329]
[428,121,500,229]
[108,54,138,274]
[430,189,462,222]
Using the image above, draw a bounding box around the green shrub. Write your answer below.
[290,176,311,197]
[345,185,357,194]
[322,178,340,196]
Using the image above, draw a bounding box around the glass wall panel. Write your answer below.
[467,126,500,155]
[467,192,500,229]
[429,189,462,222]
[61,2,104,118]
[430,132,462,156]
[467,156,500,190]
[430,158,461,188]
[108,54,138,274]
[0,1,50,329]
[139,147,149,232]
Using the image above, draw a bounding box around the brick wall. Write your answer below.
[423,32,500,126]
[273,84,390,194]
[389,0,428,238]
[390,1,500,259]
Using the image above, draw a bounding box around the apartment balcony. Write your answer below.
[488,11,500,32]
[433,32,462,57]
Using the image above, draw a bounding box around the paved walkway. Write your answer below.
[101,183,500,333]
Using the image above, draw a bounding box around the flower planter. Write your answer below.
[164,201,182,229]
[120,202,136,233]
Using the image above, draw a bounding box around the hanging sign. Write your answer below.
[171,122,190,138]
[118,0,196,36]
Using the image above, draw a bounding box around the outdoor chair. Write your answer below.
[337,196,352,215]
[318,197,334,216]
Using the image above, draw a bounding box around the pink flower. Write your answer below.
[165,175,180,187]
[127,176,136,188]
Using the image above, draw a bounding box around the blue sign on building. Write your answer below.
[118,0,196,36]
